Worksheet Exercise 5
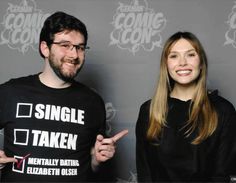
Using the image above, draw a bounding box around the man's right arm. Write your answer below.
[0,150,17,169]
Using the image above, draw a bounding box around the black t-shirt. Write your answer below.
[0,74,106,182]
[136,93,236,182]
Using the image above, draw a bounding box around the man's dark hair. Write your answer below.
[39,11,88,58]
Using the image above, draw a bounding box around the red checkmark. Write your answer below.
[16,153,31,169]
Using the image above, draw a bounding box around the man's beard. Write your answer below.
[48,55,82,83]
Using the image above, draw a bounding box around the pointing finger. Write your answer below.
[0,157,17,164]
[112,129,128,143]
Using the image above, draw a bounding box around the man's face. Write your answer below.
[48,30,86,82]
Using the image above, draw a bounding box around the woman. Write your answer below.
[136,31,236,182]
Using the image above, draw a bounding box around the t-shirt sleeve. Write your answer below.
[0,83,7,129]
[98,98,106,137]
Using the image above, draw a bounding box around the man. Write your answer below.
[0,11,128,182]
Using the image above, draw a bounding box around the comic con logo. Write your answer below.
[110,0,166,54]
[0,0,50,53]
[225,1,236,48]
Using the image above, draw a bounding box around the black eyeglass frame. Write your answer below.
[52,41,90,52]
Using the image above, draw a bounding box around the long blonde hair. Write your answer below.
[147,32,218,145]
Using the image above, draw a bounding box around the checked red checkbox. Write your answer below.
[16,153,31,169]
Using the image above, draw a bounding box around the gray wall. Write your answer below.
[0,0,236,181]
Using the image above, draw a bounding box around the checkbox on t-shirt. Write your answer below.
[16,103,33,118]
[14,129,29,145]
[12,155,25,173]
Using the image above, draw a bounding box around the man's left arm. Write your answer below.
[91,129,128,171]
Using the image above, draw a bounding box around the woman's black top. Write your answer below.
[136,92,236,182]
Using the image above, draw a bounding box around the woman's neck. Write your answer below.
[170,83,196,101]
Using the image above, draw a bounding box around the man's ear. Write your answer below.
[40,41,50,58]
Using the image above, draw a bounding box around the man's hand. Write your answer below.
[0,150,17,169]
[91,129,128,171]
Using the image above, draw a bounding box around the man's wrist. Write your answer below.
[90,148,101,172]
[91,155,100,172]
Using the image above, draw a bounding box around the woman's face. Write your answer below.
[167,38,201,87]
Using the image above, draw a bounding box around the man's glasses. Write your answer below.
[52,41,90,53]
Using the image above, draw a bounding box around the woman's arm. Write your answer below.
[135,102,152,182]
